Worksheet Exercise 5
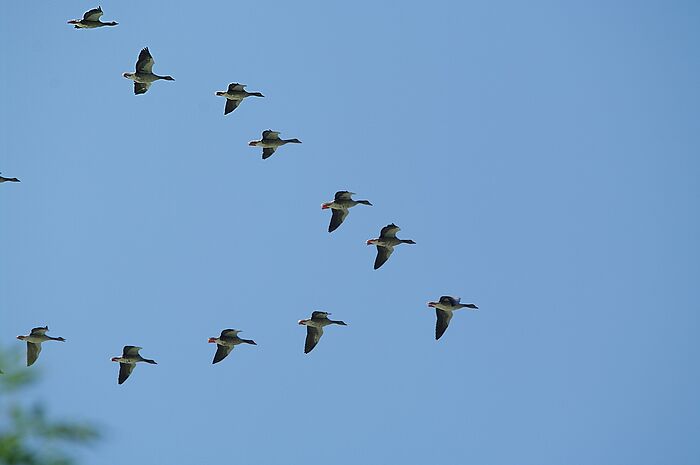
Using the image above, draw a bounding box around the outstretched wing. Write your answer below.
[220,329,240,338]
[435,309,453,340]
[26,342,41,367]
[304,326,323,354]
[228,83,246,92]
[135,47,154,74]
[83,7,103,21]
[262,147,276,159]
[439,296,458,306]
[334,191,353,201]
[118,363,135,384]
[134,82,151,95]
[262,130,280,140]
[30,326,49,336]
[329,208,349,233]
[379,223,400,239]
[212,344,233,364]
[123,346,141,357]
[374,245,393,269]
[224,98,241,115]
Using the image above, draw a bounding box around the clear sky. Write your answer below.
[1,1,699,464]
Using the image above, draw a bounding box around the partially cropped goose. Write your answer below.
[215,83,264,115]
[123,47,174,95]
[17,326,66,367]
[68,6,117,28]
[111,346,157,384]
[366,223,415,269]
[0,173,20,183]
[322,191,372,233]
[298,311,347,354]
[208,329,257,364]
[428,296,478,340]
[249,130,301,159]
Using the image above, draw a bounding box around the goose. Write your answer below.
[322,191,372,232]
[298,311,347,354]
[123,48,174,95]
[428,296,478,340]
[366,223,416,269]
[208,329,257,364]
[215,83,264,115]
[16,326,66,367]
[111,346,157,384]
[249,130,301,159]
[0,173,20,183]
[68,6,118,28]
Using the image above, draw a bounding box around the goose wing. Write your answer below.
[224,98,241,115]
[379,223,400,239]
[220,329,240,338]
[334,191,354,201]
[329,208,349,233]
[118,363,135,384]
[439,296,459,306]
[123,346,142,357]
[435,309,453,340]
[83,7,103,21]
[134,82,151,95]
[30,326,49,336]
[374,245,393,269]
[262,147,276,160]
[26,342,41,367]
[135,47,154,74]
[262,130,280,140]
[304,326,323,354]
[228,83,246,92]
[212,344,233,364]
[311,311,329,319]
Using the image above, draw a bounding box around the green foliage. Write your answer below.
[0,349,99,465]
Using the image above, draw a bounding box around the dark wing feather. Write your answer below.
[334,191,352,201]
[224,99,240,115]
[304,326,323,354]
[212,344,233,364]
[374,245,393,269]
[30,326,49,336]
[118,363,134,384]
[439,296,458,306]
[134,82,150,95]
[123,346,141,357]
[435,309,453,340]
[379,223,400,239]
[329,208,349,233]
[26,342,41,367]
[83,7,103,21]
[135,47,154,73]
[262,147,276,159]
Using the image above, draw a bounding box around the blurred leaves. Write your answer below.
[0,348,100,465]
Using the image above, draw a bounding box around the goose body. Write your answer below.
[215,83,264,115]
[249,130,302,159]
[16,326,66,366]
[427,296,478,340]
[322,191,372,232]
[366,223,416,269]
[298,311,347,354]
[0,173,20,183]
[123,48,174,95]
[68,7,118,28]
[111,346,157,384]
[208,329,257,364]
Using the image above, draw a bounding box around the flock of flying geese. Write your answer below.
[4,7,480,385]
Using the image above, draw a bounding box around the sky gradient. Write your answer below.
[1,1,699,464]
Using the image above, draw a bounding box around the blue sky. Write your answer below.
[1,1,699,464]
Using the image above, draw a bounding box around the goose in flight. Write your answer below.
[249,130,301,159]
[0,173,20,183]
[215,83,264,115]
[123,47,174,95]
[298,311,347,354]
[111,346,157,384]
[68,6,118,28]
[16,326,66,367]
[366,223,415,269]
[208,329,257,364]
[428,296,478,340]
[322,191,372,232]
